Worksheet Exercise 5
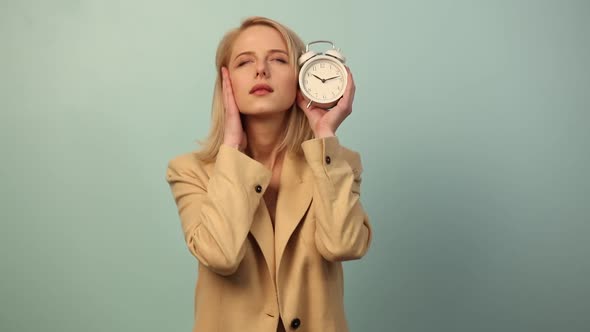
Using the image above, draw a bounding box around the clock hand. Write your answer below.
[311,74,326,83]
[324,75,341,81]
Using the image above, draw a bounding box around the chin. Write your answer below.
[240,102,292,116]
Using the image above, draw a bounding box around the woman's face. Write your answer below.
[227,25,297,116]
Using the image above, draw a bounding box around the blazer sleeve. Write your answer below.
[165,145,272,276]
[301,136,373,262]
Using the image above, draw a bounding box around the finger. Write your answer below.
[344,67,355,103]
[352,82,356,102]
[221,67,230,111]
[222,67,239,116]
[221,67,244,145]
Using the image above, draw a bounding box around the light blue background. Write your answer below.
[1,1,589,331]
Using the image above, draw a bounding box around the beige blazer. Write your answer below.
[166,136,372,332]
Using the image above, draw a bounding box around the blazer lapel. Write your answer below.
[274,150,313,271]
[250,200,276,284]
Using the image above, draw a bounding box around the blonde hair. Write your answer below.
[194,16,314,162]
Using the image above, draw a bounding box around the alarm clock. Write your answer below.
[298,40,347,109]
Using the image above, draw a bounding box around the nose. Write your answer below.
[255,61,269,78]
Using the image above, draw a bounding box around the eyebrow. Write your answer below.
[233,49,289,61]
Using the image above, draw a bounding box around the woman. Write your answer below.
[165,16,372,332]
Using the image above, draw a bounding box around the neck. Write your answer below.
[244,111,288,169]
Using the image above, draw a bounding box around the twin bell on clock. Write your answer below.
[298,40,347,109]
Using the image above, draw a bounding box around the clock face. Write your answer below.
[300,57,346,103]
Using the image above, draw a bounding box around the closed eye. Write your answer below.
[237,60,252,67]
[272,58,288,64]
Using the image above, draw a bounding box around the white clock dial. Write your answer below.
[300,58,346,104]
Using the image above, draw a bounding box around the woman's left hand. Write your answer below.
[296,66,356,138]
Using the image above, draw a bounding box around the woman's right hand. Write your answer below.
[221,67,247,152]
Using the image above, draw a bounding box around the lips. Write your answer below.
[249,84,274,94]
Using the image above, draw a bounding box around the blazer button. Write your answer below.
[290,318,301,329]
[255,185,262,193]
[325,156,331,165]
